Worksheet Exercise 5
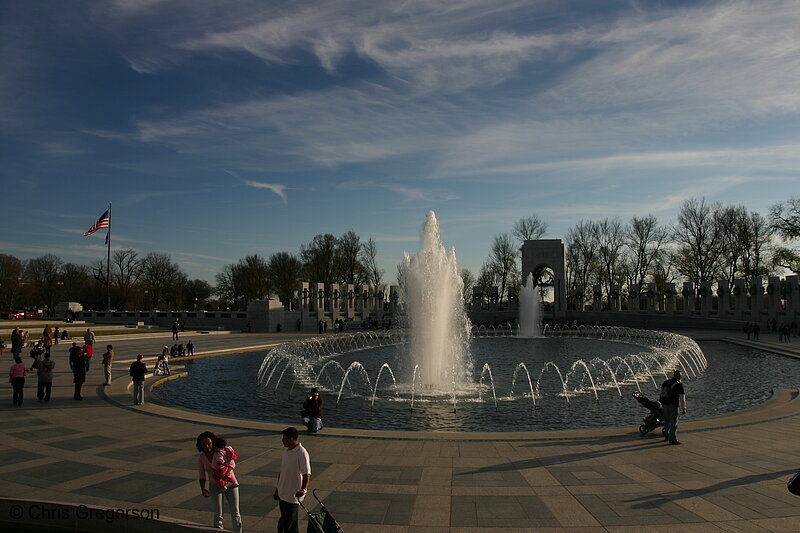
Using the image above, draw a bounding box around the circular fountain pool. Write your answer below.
[151,333,800,432]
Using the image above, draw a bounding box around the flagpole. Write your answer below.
[106,202,112,311]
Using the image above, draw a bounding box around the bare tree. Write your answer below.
[772,247,800,275]
[564,220,599,308]
[92,248,142,309]
[487,232,518,306]
[596,218,626,297]
[739,211,774,286]
[460,267,475,307]
[23,254,64,315]
[627,214,669,289]
[769,197,800,240]
[60,263,92,303]
[513,214,548,244]
[672,198,723,283]
[337,231,367,285]
[0,254,24,311]
[267,252,303,308]
[301,234,340,286]
[140,253,188,309]
[359,238,384,287]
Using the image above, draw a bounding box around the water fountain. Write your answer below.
[401,211,472,389]
[518,273,542,338]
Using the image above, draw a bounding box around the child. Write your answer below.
[211,441,239,491]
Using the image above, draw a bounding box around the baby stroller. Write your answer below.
[632,391,664,436]
[300,489,344,533]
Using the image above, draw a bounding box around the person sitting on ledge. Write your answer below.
[301,388,323,433]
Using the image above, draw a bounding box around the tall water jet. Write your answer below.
[518,273,542,338]
[401,211,472,389]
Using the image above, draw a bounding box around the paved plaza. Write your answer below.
[2,330,799,532]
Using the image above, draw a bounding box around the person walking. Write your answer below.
[83,328,95,346]
[301,388,323,433]
[186,340,194,356]
[42,325,53,356]
[11,327,22,358]
[274,427,311,533]
[37,352,55,402]
[660,370,687,445]
[196,431,243,533]
[9,356,28,406]
[102,344,114,386]
[129,354,147,406]
[172,321,179,341]
[69,342,86,400]
[53,327,59,345]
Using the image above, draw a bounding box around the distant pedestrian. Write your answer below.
[42,325,53,355]
[83,328,95,346]
[70,343,86,400]
[9,356,28,406]
[274,427,311,533]
[0,337,5,357]
[753,323,760,340]
[172,322,179,341]
[129,354,147,406]
[37,352,55,402]
[186,340,194,357]
[102,344,114,386]
[53,327,59,345]
[247,320,252,333]
[11,328,21,358]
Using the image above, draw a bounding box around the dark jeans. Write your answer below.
[277,499,299,533]
[11,377,24,405]
[37,381,52,402]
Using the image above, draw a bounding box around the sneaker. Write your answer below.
[669,440,682,445]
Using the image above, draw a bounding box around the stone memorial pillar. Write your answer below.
[733,279,747,319]
[472,286,484,310]
[647,283,657,313]
[717,280,729,318]
[786,275,799,318]
[343,284,355,320]
[766,276,781,320]
[573,285,584,311]
[699,281,712,316]
[665,283,676,313]
[389,285,400,317]
[682,282,695,315]
[298,282,309,314]
[507,286,517,310]
[609,284,621,311]
[329,284,340,322]
[375,285,386,317]
[629,284,639,312]
[592,285,602,311]
[309,283,323,315]
[358,284,370,319]
[490,286,500,310]
[750,278,764,321]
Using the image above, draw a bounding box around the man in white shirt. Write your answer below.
[273,427,311,533]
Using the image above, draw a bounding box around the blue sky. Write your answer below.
[2,0,799,283]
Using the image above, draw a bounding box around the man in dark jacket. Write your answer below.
[660,370,687,445]
[69,342,86,400]
[129,354,148,406]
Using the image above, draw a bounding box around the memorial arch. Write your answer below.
[521,239,567,318]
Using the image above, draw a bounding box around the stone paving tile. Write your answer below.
[0,460,107,489]
[45,435,119,451]
[346,464,423,485]
[74,471,192,503]
[451,494,559,528]
[312,491,415,525]
[97,444,179,461]
[6,417,46,428]
[10,426,80,440]
[452,466,529,487]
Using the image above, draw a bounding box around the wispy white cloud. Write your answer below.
[243,180,288,204]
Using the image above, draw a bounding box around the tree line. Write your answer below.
[2,197,798,315]
[468,197,800,308]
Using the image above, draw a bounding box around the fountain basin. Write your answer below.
[151,333,800,432]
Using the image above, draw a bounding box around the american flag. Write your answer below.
[84,209,110,236]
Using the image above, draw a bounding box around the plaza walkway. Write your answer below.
[2,331,799,532]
